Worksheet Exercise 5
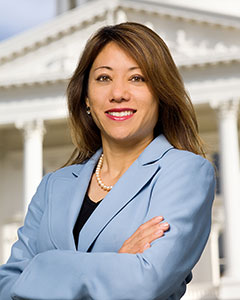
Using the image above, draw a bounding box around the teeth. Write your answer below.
[108,111,134,117]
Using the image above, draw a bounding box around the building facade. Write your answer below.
[0,0,240,298]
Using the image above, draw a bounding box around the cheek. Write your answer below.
[87,84,107,110]
[88,101,105,129]
[87,81,99,105]
[147,99,159,129]
[90,107,101,125]
[153,102,159,120]
[151,95,159,113]
[146,96,159,118]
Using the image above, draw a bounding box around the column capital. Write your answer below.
[15,119,45,139]
[210,99,239,119]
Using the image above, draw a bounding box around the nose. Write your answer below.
[109,78,130,103]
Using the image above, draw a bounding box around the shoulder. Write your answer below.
[140,135,214,175]
[39,163,86,188]
[45,150,102,181]
[154,148,216,190]
[161,147,214,173]
[51,163,85,179]
[151,149,216,208]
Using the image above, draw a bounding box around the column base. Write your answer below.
[182,282,218,300]
[218,277,240,299]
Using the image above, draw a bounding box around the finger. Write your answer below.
[118,225,167,254]
[159,222,170,232]
[140,228,165,246]
[132,222,169,242]
[138,242,151,253]
[124,228,161,252]
[134,231,164,253]
[134,222,169,246]
[118,217,168,254]
[143,242,150,250]
[126,216,164,242]
[139,216,164,230]
[145,222,169,241]
[125,242,151,254]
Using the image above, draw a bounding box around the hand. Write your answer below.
[118,216,169,254]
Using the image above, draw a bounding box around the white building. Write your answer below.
[0,0,240,299]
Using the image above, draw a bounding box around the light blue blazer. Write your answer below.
[0,135,215,300]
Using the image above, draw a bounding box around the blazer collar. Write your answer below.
[72,134,173,176]
[138,134,174,165]
[71,149,102,177]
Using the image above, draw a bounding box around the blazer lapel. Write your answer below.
[78,135,173,252]
[49,149,102,250]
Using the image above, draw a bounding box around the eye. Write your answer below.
[96,75,111,82]
[130,75,145,82]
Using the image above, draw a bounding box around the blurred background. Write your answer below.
[0,0,240,299]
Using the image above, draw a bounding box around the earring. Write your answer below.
[86,106,91,115]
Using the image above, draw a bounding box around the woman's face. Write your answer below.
[87,42,159,146]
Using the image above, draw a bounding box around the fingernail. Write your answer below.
[155,216,163,221]
[162,223,169,227]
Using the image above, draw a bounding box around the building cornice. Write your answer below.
[0,0,239,65]
[0,73,69,89]
[177,53,240,69]
[122,0,240,29]
[0,56,239,89]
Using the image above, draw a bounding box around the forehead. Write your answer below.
[91,42,139,69]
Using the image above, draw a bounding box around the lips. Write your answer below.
[105,108,136,121]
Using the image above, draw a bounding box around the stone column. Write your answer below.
[213,99,240,298]
[17,120,45,213]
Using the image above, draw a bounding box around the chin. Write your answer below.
[103,129,154,146]
[109,134,148,146]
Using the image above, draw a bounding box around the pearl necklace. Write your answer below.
[95,154,113,191]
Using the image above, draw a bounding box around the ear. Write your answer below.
[85,97,90,107]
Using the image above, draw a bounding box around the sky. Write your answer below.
[0,0,56,41]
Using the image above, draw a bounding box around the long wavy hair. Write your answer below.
[65,22,205,166]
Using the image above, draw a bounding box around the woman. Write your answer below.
[0,22,215,300]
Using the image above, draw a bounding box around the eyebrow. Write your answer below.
[93,66,141,72]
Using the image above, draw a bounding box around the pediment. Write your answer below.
[0,0,240,87]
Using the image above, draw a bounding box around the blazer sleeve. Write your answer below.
[7,154,215,300]
[0,173,52,300]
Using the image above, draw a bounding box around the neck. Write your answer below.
[100,136,154,179]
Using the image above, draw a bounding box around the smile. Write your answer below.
[105,109,136,121]
[107,111,134,117]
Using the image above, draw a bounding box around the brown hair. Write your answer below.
[65,22,205,166]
